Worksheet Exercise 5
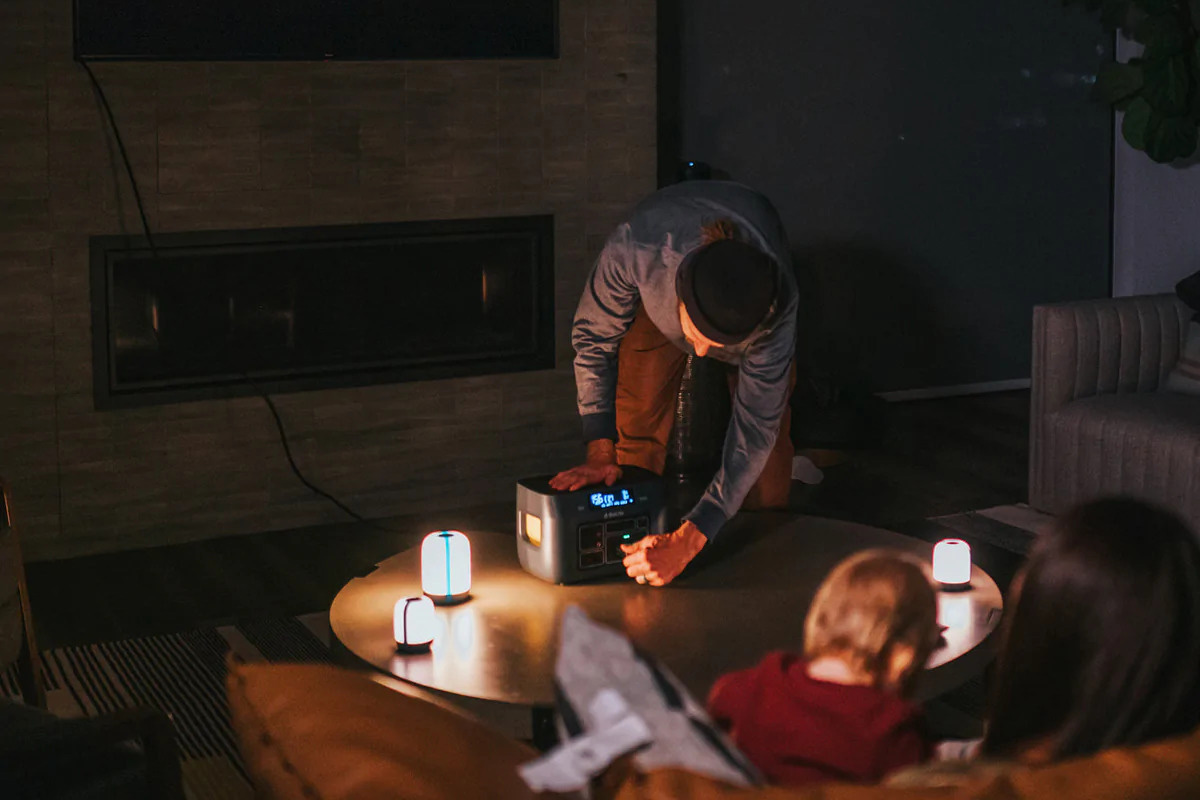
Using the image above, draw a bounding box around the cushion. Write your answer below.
[225,657,538,800]
[538,606,759,790]
[978,726,1200,800]
[612,768,953,799]
[1044,392,1200,527]
[611,726,1200,800]
[1167,320,1200,396]
[224,654,1200,800]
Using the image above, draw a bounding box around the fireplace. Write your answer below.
[89,216,555,409]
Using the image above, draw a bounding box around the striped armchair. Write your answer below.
[1029,294,1200,528]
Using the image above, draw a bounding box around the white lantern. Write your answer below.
[394,596,436,652]
[932,539,972,587]
[422,530,472,604]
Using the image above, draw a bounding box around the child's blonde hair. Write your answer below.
[803,549,939,686]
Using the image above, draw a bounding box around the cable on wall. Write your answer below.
[80,59,386,531]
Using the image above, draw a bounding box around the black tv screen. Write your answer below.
[74,0,558,61]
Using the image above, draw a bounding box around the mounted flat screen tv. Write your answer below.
[74,0,558,61]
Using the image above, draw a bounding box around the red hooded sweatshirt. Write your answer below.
[706,651,929,787]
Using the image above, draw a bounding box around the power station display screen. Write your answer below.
[589,488,635,508]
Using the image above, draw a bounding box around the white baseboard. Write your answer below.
[879,378,1031,402]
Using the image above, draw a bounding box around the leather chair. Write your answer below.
[0,477,44,708]
[0,479,185,800]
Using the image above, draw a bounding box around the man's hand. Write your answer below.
[549,462,622,492]
[550,440,622,492]
[621,521,707,586]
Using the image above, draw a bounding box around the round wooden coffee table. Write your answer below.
[331,513,1003,725]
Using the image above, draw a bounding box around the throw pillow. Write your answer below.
[522,606,760,794]
[610,725,1200,800]
[1167,320,1200,397]
[225,656,539,800]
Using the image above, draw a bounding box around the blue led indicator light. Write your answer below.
[588,487,636,509]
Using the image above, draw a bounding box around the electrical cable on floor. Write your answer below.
[81,59,388,532]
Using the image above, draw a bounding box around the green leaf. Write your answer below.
[1133,14,1187,52]
[1145,115,1199,161]
[1191,0,1200,31]
[1122,96,1154,149]
[1095,61,1145,102]
[1143,53,1191,115]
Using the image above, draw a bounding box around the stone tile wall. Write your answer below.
[0,0,656,558]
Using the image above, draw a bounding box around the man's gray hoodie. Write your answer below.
[572,181,798,538]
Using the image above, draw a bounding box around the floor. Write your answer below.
[796,388,1032,599]
[25,390,1031,651]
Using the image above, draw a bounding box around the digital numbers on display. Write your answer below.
[589,488,634,508]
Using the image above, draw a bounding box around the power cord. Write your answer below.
[80,61,157,256]
[256,391,377,526]
[81,59,385,531]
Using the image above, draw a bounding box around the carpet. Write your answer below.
[2,613,336,800]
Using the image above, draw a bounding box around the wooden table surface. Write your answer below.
[330,513,1003,708]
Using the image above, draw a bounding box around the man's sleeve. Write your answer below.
[683,295,797,538]
[572,224,641,443]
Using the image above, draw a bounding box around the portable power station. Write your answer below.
[516,466,668,584]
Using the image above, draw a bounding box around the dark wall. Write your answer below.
[669,1,1112,392]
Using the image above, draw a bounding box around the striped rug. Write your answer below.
[2,613,335,800]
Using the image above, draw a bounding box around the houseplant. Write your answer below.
[1079,0,1200,161]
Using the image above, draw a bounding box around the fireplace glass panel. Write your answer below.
[91,217,553,407]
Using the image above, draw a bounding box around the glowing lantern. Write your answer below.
[422,530,472,604]
[932,539,972,587]
[394,596,436,652]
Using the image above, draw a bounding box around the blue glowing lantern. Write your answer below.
[421,530,472,605]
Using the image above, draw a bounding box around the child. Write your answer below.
[706,549,940,787]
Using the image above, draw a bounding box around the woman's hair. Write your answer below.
[804,549,939,687]
[983,497,1200,761]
